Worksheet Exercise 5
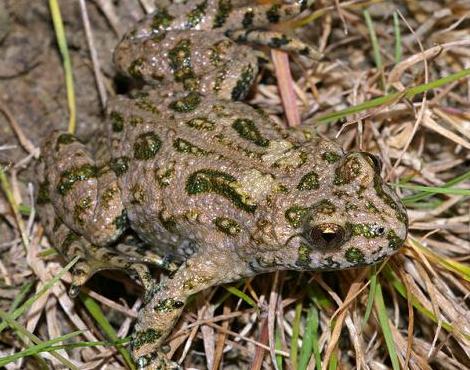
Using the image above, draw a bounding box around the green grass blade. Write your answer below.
[275,327,283,370]
[18,203,32,216]
[374,283,400,370]
[405,200,443,209]
[0,168,29,250]
[9,281,34,314]
[311,306,321,370]
[316,67,470,124]
[0,330,83,367]
[395,183,470,196]
[0,256,79,334]
[79,293,136,369]
[411,239,470,282]
[364,9,385,90]
[362,266,378,329]
[307,283,333,310]
[382,266,459,335]
[290,301,302,369]
[328,351,338,370]
[48,0,76,133]
[0,337,127,367]
[403,170,470,203]
[224,285,257,308]
[298,306,317,370]
[0,309,79,370]
[393,12,402,63]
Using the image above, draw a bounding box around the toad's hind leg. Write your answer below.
[227,29,323,60]
[39,131,126,245]
[214,0,316,30]
[37,131,155,294]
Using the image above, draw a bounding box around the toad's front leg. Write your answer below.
[131,250,248,369]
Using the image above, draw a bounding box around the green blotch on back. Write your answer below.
[109,111,124,132]
[266,4,280,23]
[110,156,130,177]
[345,202,358,211]
[242,10,254,28]
[186,169,257,213]
[168,39,199,90]
[185,117,215,131]
[154,298,184,312]
[349,223,385,238]
[57,164,97,195]
[213,0,233,28]
[73,196,92,225]
[387,229,404,250]
[129,115,144,126]
[56,133,77,150]
[151,7,174,29]
[297,171,319,190]
[169,92,201,112]
[232,118,269,147]
[186,0,208,27]
[296,243,312,267]
[128,58,144,79]
[134,132,162,160]
[231,65,254,100]
[174,138,209,156]
[131,328,162,352]
[285,205,309,228]
[158,211,177,233]
[322,151,341,163]
[113,211,128,231]
[214,217,241,236]
[345,247,365,264]
[135,98,160,114]
[313,199,336,214]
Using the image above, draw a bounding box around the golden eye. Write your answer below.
[309,223,346,249]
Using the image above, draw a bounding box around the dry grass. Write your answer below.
[1,1,469,369]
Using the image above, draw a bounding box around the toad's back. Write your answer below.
[107,91,407,271]
[107,91,334,260]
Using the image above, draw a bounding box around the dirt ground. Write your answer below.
[1,1,469,369]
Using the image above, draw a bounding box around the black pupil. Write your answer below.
[310,224,345,249]
[322,231,338,244]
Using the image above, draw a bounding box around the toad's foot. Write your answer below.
[135,352,181,370]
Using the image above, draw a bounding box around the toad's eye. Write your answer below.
[361,152,382,172]
[309,223,346,249]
